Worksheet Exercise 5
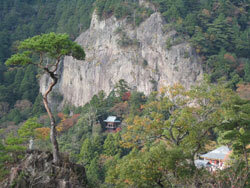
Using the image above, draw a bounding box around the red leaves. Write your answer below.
[56,113,80,132]
[122,92,131,101]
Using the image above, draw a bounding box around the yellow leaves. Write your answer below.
[195,47,201,54]
[127,125,133,130]
[177,17,183,25]
[239,7,245,13]
[239,128,245,135]
[56,126,63,132]
[159,87,166,94]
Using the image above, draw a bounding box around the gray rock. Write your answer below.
[41,12,203,107]
[1,150,87,188]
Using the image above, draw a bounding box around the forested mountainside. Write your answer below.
[0,0,95,125]
[0,0,250,187]
[1,0,250,126]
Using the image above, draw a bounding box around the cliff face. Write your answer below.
[41,11,203,107]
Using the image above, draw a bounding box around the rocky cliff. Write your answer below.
[1,150,87,188]
[41,11,203,107]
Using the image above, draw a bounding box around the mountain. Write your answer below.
[41,10,203,107]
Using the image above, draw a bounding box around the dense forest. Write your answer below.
[0,0,95,126]
[0,0,249,187]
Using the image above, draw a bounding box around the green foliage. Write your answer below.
[117,32,140,47]
[0,0,94,63]
[106,143,192,187]
[4,133,26,163]
[103,133,122,156]
[128,91,146,116]
[1,0,248,185]
[78,136,103,165]
[114,79,130,99]
[19,65,39,103]
[95,0,132,19]
[5,52,32,67]
[0,142,9,181]
[0,108,22,124]
[3,32,85,127]
[56,81,250,187]
[31,94,46,115]
[150,0,250,84]
[18,117,42,140]
[0,0,94,125]
[95,0,153,26]
[86,157,104,187]
[6,33,85,67]
[218,97,250,160]
[244,59,250,82]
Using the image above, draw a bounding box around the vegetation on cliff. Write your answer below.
[6,32,85,163]
[0,0,249,187]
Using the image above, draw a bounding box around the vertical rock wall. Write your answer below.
[41,12,203,107]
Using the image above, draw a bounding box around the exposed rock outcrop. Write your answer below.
[1,150,87,188]
[41,11,203,107]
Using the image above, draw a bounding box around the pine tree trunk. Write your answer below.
[43,96,60,164]
[42,68,60,164]
[50,119,60,164]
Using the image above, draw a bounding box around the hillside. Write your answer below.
[0,0,249,187]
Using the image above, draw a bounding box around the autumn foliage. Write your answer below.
[35,127,50,140]
[122,92,131,101]
[237,83,250,100]
[56,113,80,132]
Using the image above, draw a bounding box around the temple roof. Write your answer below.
[200,146,231,160]
[104,116,121,123]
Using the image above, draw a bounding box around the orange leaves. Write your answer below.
[224,53,236,63]
[32,113,80,140]
[236,83,250,100]
[124,179,132,184]
[35,127,50,140]
[57,112,65,120]
[56,113,80,133]
[202,9,211,17]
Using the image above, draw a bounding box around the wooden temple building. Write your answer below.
[104,116,121,129]
[195,146,231,171]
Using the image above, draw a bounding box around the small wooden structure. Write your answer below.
[196,146,231,171]
[104,116,121,129]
